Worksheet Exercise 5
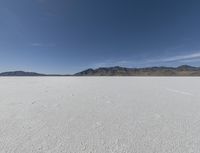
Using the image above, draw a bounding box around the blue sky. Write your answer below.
[1,0,200,74]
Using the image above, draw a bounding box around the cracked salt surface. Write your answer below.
[0,77,200,153]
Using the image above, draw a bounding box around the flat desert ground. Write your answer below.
[0,77,200,153]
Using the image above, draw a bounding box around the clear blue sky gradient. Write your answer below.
[1,0,200,74]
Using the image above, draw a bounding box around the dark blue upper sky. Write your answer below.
[1,0,200,74]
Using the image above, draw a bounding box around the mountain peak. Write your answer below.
[177,65,198,71]
[75,65,200,76]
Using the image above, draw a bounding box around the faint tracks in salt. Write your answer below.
[165,88,194,96]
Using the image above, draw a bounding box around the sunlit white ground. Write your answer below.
[0,77,200,153]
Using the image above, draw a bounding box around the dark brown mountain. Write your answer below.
[75,65,200,76]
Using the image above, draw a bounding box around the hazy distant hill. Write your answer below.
[0,71,72,76]
[75,65,200,76]
[0,71,46,76]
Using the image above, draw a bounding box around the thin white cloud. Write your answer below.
[92,52,200,69]
[162,52,200,62]
[178,58,200,63]
[31,43,42,47]
[92,60,114,68]
[92,60,137,68]
[31,43,56,47]
[146,52,200,65]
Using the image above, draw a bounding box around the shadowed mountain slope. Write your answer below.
[75,65,200,76]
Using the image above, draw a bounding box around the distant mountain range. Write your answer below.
[1,65,200,76]
[75,65,200,76]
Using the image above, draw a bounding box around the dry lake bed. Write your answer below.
[0,77,200,153]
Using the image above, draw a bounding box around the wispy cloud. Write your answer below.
[92,52,200,69]
[92,59,138,68]
[31,43,42,47]
[92,60,114,68]
[30,43,56,47]
[145,52,200,65]
[161,52,200,62]
[178,58,200,63]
